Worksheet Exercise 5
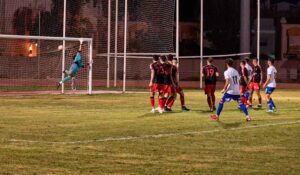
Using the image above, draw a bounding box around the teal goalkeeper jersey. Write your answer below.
[73,52,84,68]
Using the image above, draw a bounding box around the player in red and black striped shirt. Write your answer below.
[160,55,174,112]
[149,55,160,113]
[202,57,219,112]
[249,57,263,107]
[165,55,190,111]
[239,60,249,107]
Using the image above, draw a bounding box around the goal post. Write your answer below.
[0,34,93,94]
[102,0,177,92]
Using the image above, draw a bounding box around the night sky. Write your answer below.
[180,0,300,22]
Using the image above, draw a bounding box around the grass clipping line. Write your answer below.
[6,120,300,145]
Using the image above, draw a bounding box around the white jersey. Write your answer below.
[245,63,253,79]
[224,67,240,95]
[267,66,277,88]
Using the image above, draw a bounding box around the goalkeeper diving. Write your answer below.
[57,41,84,89]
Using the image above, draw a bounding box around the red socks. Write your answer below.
[258,97,262,104]
[166,96,175,108]
[248,95,262,105]
[241,95,248,106]
[158,98,164,109]
[163,97,167,107]
[249,96,253,105]
[150,97,155,109]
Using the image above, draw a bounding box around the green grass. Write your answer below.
[0,90,299,174]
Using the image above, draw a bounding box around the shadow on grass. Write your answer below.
[193,109,213,114]
[217,121,242,129]
[137,111,183,118]
[266,112,280,116]
[251,107,264,111]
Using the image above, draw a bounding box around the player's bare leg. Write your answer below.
[207,94,213,112]
[255,89,262,108]
[248,88,254,107]
[178,90,190,111]
[212,93,216,110]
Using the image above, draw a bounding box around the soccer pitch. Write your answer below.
[0,90,299,174]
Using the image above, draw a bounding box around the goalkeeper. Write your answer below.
[57,41,84,89]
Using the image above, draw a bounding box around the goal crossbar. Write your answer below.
[97,52,252,59]
[97,53,176,56]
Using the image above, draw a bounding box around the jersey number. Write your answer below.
[233,76,238,84]
[207,68,215,77]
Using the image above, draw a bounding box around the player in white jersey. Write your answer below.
[211,58,251,122]
[245,58,253,80]
[244,58,253,100]
[263,58,277,112]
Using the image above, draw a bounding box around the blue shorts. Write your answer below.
[221,93,241,103]
[265,87,276,94]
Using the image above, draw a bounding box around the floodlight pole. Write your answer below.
[88,40,93,95]
[257,0,261,64]
[62,0,66,94]
[200,0,204,89]
[123,0,128,93]
[107,0,111,88]
[114,0,118,87]
[176,0,179,80]
[38,10,41,79]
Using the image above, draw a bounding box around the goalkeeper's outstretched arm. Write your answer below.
[78,39,83,52]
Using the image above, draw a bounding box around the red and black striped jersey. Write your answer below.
[251,65,262,83]
[202,65,218,85]
[150,62,164,84]
[162,63,172,85]
[239,67,249,87]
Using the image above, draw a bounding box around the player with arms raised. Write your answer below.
[202,57,219,112]
[149,55,160,113]
[248,57,263,108]
[263,57,277,113]
[57,41,84,89]
[211,58,251,122]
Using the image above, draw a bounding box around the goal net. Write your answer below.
[96,0,176,91]
[0,35,93,94]
[0,0,177,93]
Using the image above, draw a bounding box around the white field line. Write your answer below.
[6,120,300,145]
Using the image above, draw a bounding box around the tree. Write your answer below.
[20,0,93,37]
[12,7,34,35]
[204,0,241,54]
